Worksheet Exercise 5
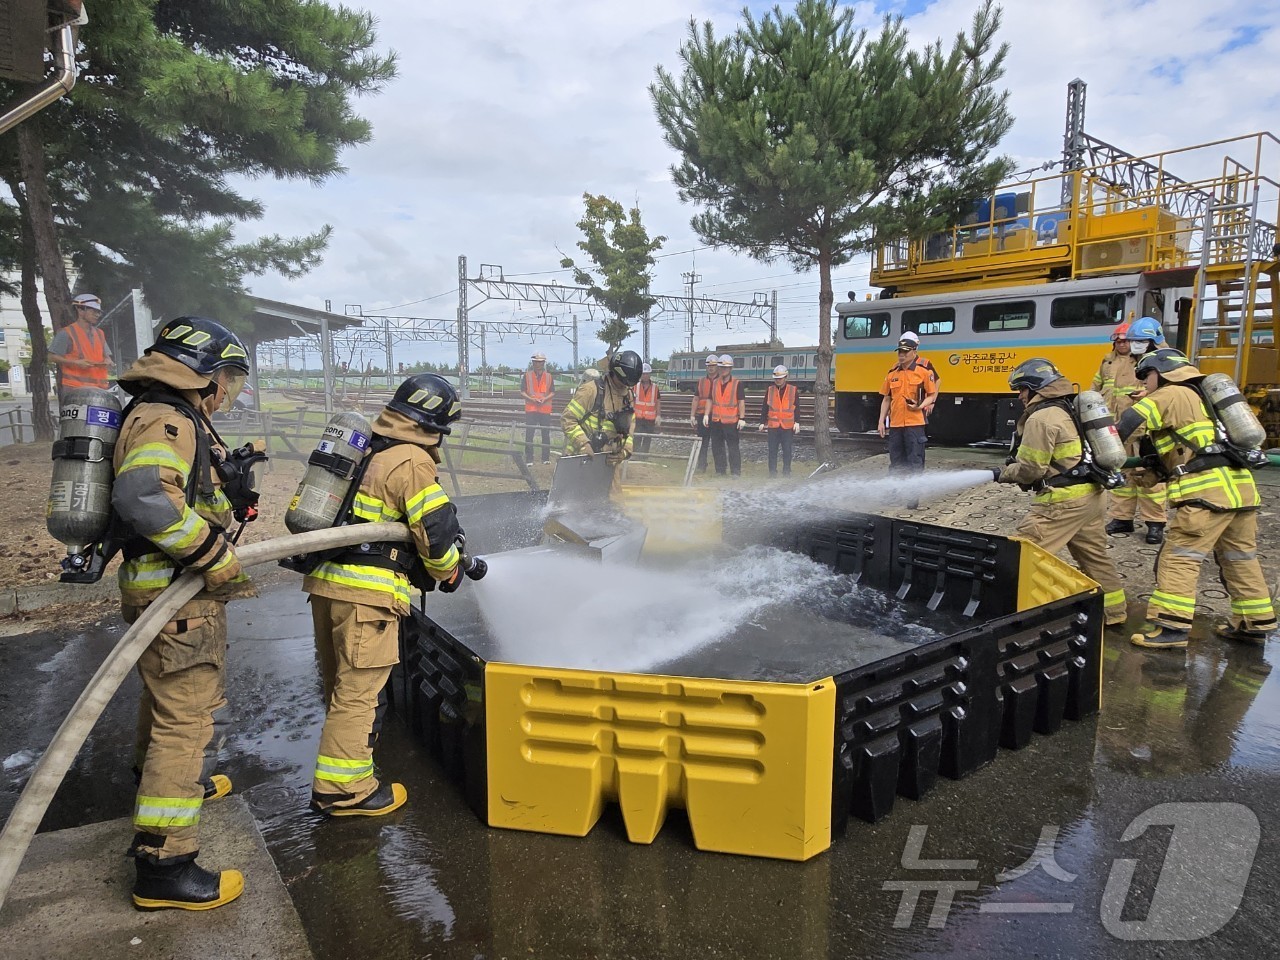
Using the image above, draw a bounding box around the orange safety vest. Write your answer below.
[710,378,741,424]
[634,381,659,420]
[523,370,553,414]
[60,322,109,390]
[765,383,797,429]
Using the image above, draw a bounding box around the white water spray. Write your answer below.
[471,544,926,674]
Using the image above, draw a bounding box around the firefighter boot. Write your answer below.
[1105,519,1135,535]
[132,852,244,911]
[132,768,232,802]
[1145,522,1166,545]
[315,781,408,818]
[1131,623,1190,650]
[1214,623,1271,646]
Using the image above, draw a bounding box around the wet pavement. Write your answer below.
[3,579,1280,958]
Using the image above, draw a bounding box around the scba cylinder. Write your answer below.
[1200,374,1267,450]
[1074,391,1127,471]
[285,412,372,534]
[47,387,123,553]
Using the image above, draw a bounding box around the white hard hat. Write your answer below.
[531,352,546,361]
[641,362,652,373]
[718,354,734,366]
[898,331,920,346]
[583,367,601,380]
[773,365,788,378]
[705,354,717,365]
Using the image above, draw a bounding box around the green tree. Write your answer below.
[559,193,666,355]
[651,0,1012,462]
[1,0,395,437]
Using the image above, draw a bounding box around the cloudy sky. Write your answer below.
[240,0,1280,370]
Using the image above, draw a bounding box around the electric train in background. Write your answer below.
[667,343,832,392]
[835,81,1280,446]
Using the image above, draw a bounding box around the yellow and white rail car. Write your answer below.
[835,274,1191,444]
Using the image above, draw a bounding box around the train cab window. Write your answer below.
[973,301,1035,332]
[1050,293,1127,327]
[902,307,955,336]
[843,312,890,340]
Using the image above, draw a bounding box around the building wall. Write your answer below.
[0,272,55,399]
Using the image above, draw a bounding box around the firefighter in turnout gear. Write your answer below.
[1116,348,1276,649]
[993,358,1128,626]
[114,316,257,911]
[304,374,483,815]
[1094,319,1168,542]
[562,349,640,465]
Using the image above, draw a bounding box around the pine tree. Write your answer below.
[651,0,1012,463]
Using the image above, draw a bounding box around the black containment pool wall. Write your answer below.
[390,491,1102,861]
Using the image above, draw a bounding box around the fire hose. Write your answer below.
[0,521,412,911]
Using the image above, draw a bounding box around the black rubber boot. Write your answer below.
[1145,523,1166,544]
[132,851,244,911]
[312,781,408,818]
[1105,519,1135,535]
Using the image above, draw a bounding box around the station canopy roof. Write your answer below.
[245,296,366,344]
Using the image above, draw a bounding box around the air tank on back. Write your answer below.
[285,411,372,533]
[47,387,122,553]
[1200,373,1267,450]
[1074,391,1127,471]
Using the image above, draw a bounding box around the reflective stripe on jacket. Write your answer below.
[523,370,553,414]
[304,421,461,616]
[998,386,1096,505]
[634,382,659,420]
[1091,351,1142,417]
[561,378,632,452]
[710,378,741,424]
[764,383,797,429]
[112,398,237,606]
[61,322,109,390]
[1130,385,1259,511]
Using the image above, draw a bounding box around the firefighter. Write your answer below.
[703,354,745,476]
[993,358,1127,626]
[113,316,256,911]
[562,349,641,465]
[758,364,800,476]
[632,362,661,454]
[303,374,484,814]
[1116,348,1277,649]
[521,352,554,466]
[688,354,717,473]
[1095,318,1168,542]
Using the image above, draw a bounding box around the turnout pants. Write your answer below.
[767,427,794,475]
[524,412,552,464]
[1016,489,1128,624]
[634,417,656,454]
[309,595,398,810]
[1108,474,1168,524]
[709,421,741,476]
[128,601,230,860]
[1147,506,1277,634]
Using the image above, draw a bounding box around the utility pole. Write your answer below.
[770,290,778,344]
[480,325,487,389]
[1061,77,1087,206]
[682,269,702,352]
[456,255,470,398]
[383,314,394,389]
[571,314,579,371]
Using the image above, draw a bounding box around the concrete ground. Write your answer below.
[0,798,312,960]
[1,462,1279,959]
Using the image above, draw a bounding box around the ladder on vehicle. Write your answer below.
[1189,159,1271,383]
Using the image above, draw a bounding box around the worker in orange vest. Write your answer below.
[632,362,661,454]
[688,353,717,473]
[50,292,113,396]
[758,364,800,476]
[702,354,745,476]
[521,352,555,465]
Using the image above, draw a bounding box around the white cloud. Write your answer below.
[236,0,1280,369]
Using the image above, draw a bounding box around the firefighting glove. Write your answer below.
[463,555,488,581]
[991,467,1003,482]
[438,565,463,593]
[201,544,243,588]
